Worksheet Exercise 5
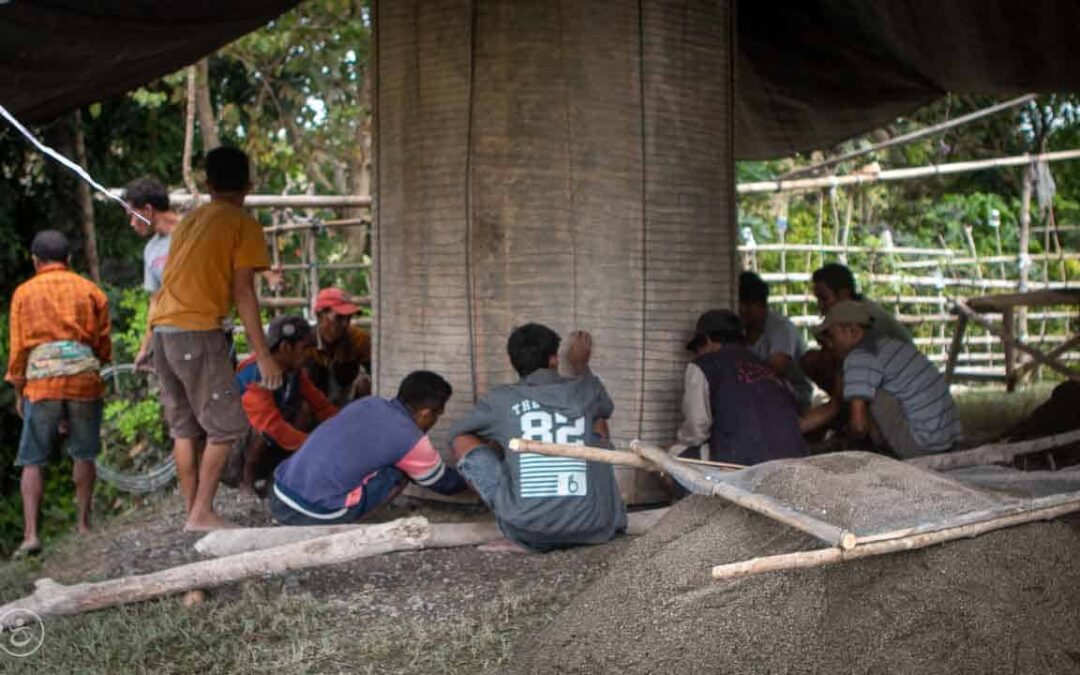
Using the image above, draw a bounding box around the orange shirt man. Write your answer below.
[5,230,111,557]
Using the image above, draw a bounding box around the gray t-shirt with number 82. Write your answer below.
[448,368,627,548]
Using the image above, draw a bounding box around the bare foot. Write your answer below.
[183,511,234,532]
[77,524,92,536]
[477,537,531,554]
[12,538,42,559]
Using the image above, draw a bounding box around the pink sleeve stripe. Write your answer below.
[395,436,446,485]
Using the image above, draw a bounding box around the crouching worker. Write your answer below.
[270,371,465,525]
[232,316,338,496]
[5,230,112,557]
[799,301,961,457]
[449,324,627,553]
[673,310,808,465]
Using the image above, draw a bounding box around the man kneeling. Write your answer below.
[449,324,627,552]
[232,315,338,496]
[800,301,962,457]
[270,371,465,525]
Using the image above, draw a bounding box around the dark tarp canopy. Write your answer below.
[2,0,1080,159]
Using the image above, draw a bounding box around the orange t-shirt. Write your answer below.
[149,201,271,331]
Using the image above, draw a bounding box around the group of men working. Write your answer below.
[5,145,962,557]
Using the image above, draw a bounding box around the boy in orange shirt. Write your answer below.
[148,146,282,531]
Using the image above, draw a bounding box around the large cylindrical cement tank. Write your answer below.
[373,0,736,497]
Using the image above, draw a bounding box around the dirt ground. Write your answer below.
[0,489,638,673]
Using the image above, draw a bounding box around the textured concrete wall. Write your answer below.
[374,0,735,448]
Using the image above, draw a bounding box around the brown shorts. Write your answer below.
[151,330,248,444]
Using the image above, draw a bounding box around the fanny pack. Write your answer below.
[26,341,100,380]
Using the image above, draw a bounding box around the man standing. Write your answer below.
[149,146,282,531]
[450,324,627,552]
[799,301,961,457]
[674,310,808,465]
[305,287,372,406]
[738,271,813,411]
[5,230,112,557]
[123,177,179,293]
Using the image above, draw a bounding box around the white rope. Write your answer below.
[0,103,151,225]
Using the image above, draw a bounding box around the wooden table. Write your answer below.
[946,289,1080,390]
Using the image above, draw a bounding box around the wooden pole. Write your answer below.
[181,66,198,198]
[945,313,968,384]
[738,148,1080,195]
[0,517,433,625]
[630,440,857,550]
[906,428,1080,471]
[711,492,1080,581]
[507,438,743,473]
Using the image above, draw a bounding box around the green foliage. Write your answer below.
[104,399,166,447]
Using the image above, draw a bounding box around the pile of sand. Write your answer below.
[512,453,1080,673]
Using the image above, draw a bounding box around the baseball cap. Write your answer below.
[314,287,360,316]
[813,300,874,337]
[267,315,312,350]
[686,309,744,350]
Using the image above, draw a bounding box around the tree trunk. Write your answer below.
[182,66,198,196]
[195,58,220,152]
[72,110,100,283]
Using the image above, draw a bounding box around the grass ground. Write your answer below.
[0,382,1061,674]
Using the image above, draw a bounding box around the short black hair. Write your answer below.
[31,230,70,263]
[124,177,170,211]
[738,271,769,305]
[205,146,251,193]
[507,323,561,378]
[397,371,453,411]
[705,329,745,346]
[812,263,858,296]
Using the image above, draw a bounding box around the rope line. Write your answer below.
[0,103,150,225]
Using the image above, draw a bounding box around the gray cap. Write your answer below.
[267,315,312,351]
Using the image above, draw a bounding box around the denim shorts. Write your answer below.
[455,446,504,509]
[17,398,103,466]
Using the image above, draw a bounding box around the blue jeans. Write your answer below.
[17,399,103,466]
[269,467,407,526]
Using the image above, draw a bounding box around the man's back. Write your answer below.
[150,202,269,330]
[274,396,420,510]
[450,369,627,550]
[693,346,808,464]
[6,265,111,401]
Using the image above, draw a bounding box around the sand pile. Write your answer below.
[512,453,1080,674]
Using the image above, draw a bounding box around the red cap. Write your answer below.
[314,288,360,316]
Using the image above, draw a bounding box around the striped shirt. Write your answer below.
[843,336,961,451]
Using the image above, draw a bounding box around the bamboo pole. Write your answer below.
[507,439,744,473]
[780,94,1037,180]
[738,148,1080,195]
[762,271,1073,291]
[630,440,857,550]
[711,492,1080,581]
[906,428,1080,471]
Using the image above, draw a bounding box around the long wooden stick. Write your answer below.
[630,441,857,550]
[0,516,434,626]
[507,439,743,473]
[906,428,1080,471]
[711,493,1080,581]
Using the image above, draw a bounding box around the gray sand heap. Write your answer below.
[512,452,1080,674]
